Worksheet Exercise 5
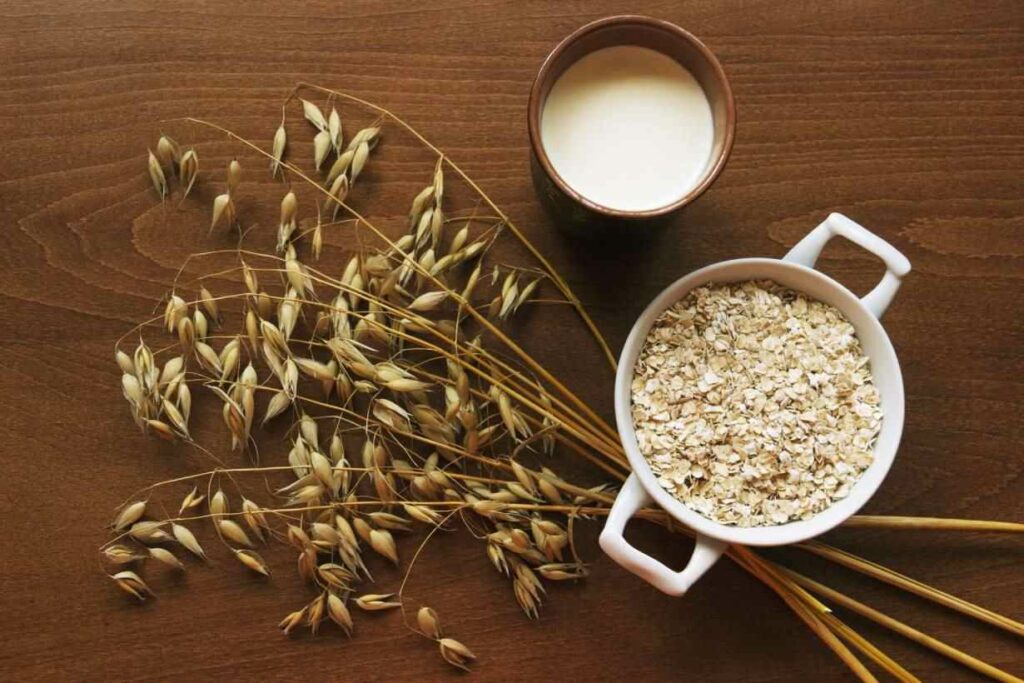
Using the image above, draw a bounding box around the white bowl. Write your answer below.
[599,213,911,596]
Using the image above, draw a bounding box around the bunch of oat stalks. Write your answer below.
[106,84,1023,680]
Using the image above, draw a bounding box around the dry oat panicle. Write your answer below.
[631,280,882,527]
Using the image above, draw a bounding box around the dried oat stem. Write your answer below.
[729,547,877,683]
[797,541,1024,637]
[819,612,921,682]
[842,516,1024,533]
[781,568,1022,683]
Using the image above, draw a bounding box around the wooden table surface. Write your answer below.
[1,1,1022,681]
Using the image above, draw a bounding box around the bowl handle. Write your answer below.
[783,213,912,319]
[599,474,727,596]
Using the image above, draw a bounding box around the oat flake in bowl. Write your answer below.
[631,279,883,527]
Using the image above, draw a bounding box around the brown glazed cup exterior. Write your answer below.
[528,16,735,237]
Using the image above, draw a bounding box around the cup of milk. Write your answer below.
[528,16,735,234]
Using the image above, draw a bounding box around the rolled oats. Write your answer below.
[631,280,882,527]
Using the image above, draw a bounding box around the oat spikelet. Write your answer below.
[511,461,538,496]
[403,503,443,526]
[307,592,326,634]
[161,399,190,438]
[279,608,306,635]
[450,224,469,253]
[115,349,134,375]
[271,121,287,177]
[168,381,191,423]
[309,450,333,489]
[416,606,442,639]
[537,475,564,505]
[210,193,235,232]
[176,316,195,353]
[164,294,187,333]
[354,593,401,611]
[314,130,332,171]
[513,579,540,619]
[368,511,411,532]
[328,173,350,218]
[310,522,341,547]
[104,544,145,564]
[194,308,210,342]
[172,523,206,560]
[113,501,147,531]
[149,547,185,570]
[233,549,271,576]
[368,528,398,564]
[159,354,184,385]
[263,390,292,424]
[147,150,167,199]
[241,498,269,542]
[210,488,228,517]
[334,515,358,548]
[472,499,516,522]
[179,149,199,198]
[198,284,220,325]
[195,340,222,374]
[347,126,380,153]
[110,570,153,601]
[129,520,170,544]
[351,141,369,182]
[297,546,317,582]
[317,563,354,589]
[312,221,323,259]
[326,593,353,635]
[280,190,297,229]
[409,291,446,312]
[227,158,242,195]
[384,378,432,393]
[325,148,354,188]
[537,563,589,581]
[438,638,476,671]
[328,107,342,153]
[286,524,310,550]
[302,99,328,131]
[155,134,180,168]
[218,519,254,547]
[487,543,509,576]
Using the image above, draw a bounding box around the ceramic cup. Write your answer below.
[599,213,912,596]
[527,15,736,236]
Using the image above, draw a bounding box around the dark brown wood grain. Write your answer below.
[1,1,1022,681]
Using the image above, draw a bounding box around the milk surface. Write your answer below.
[541,45,714,212]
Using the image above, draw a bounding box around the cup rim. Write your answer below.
[527,15,736,220]
[614,257,905,546]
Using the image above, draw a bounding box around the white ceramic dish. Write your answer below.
[599,213,912,596]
